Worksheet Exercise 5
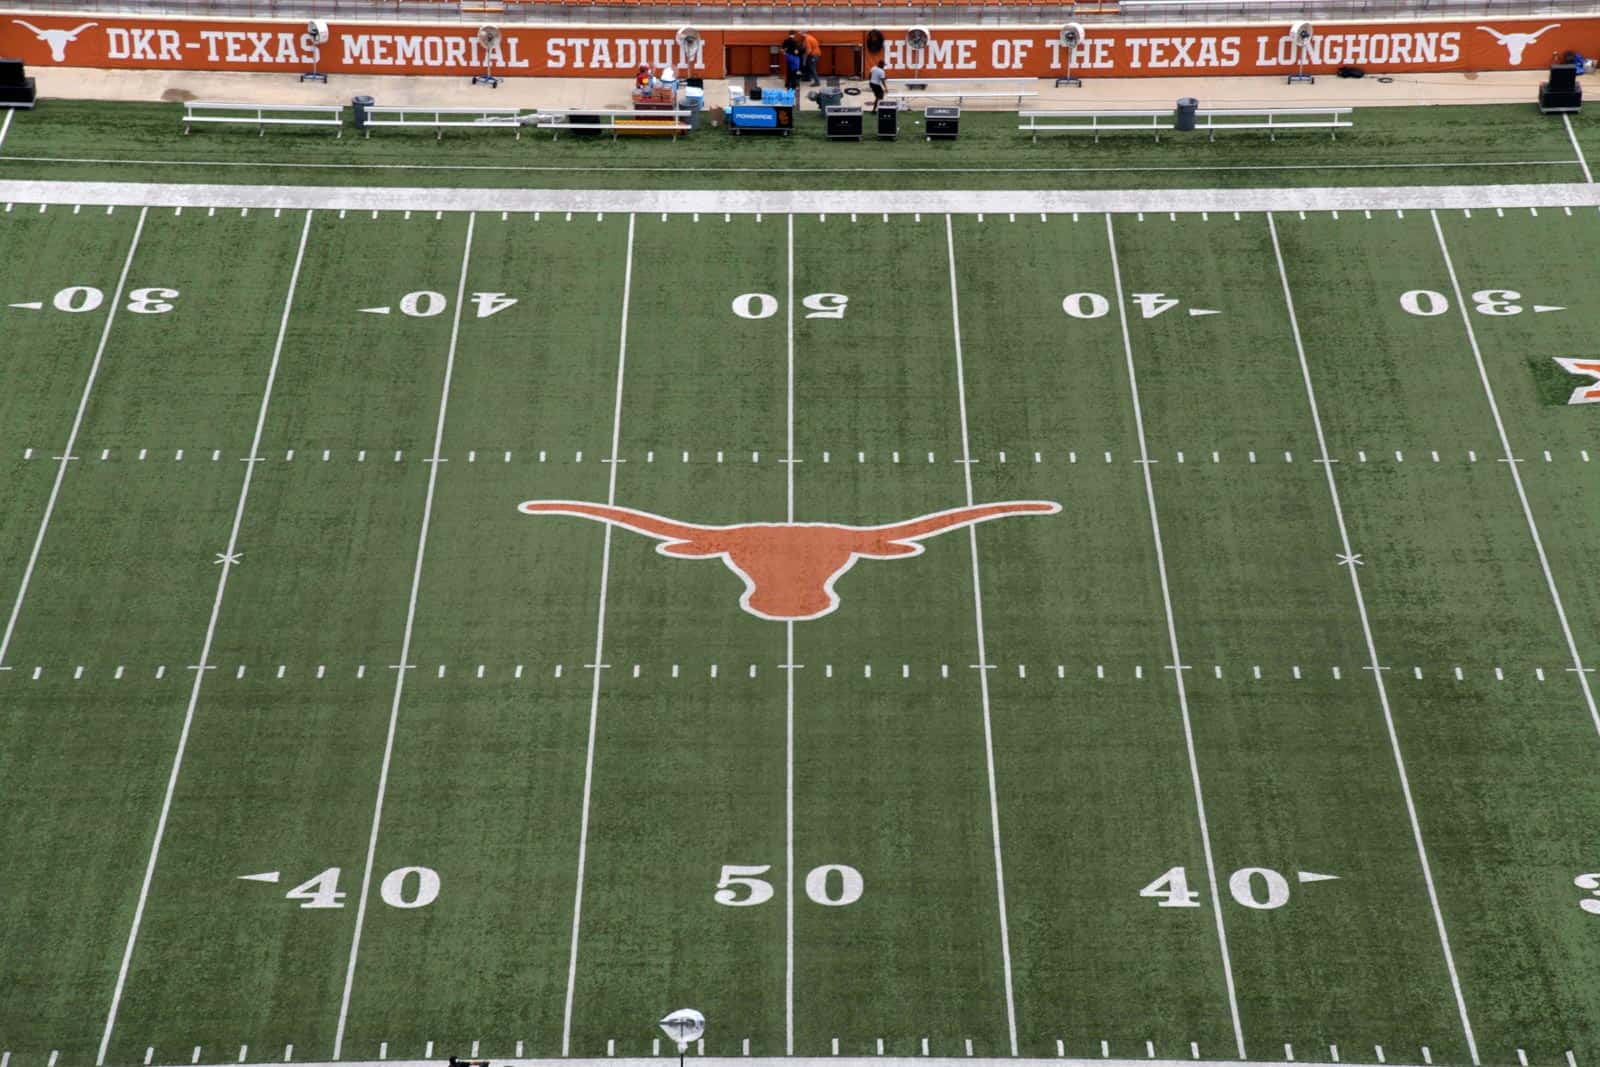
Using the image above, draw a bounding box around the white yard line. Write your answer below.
[943,214,1019,1058]
[1103,213,1246,1060]
[1562,115,1593,183]
[561,212,636,1058]
[2,181,1600,217]
[88,1055,1447,1067]
[784,211,797,1057]
[0,110,13,157]
[0,208,146,670]
[1430,211,1600,737]
[331,213,477,1059]
[95,209,315,1066]
[1266,212,1481,1067]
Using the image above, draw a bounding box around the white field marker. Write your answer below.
[1423,1049,1432,1065]
[97,210,314,1067]
[1190,1044,1199,1060]
[945,214,1019,1057]
[379,1044,387,1060]
[1270,212,1480,1065]
[516,1043,523,1057]
[1564,115,1594,183]
[191,1051,199,1065]
[144,1050,153,1065]
[239,1046,248,1062]
[283,1046,292,1062]
[332,214,477,1060]
[561,214,636,1058]
[785,213,797,1056]
[1107,213,1246,1059]
[1434,213,1600,750]
[2,209,147,669]
[1518,1052,1528,1067]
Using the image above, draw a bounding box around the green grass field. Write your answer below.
[4,97,1600,1067]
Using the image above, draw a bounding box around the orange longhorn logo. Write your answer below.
[519,500,1062,621]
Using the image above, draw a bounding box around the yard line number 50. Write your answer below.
[714,863,864,907]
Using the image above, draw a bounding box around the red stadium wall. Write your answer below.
[2,12,1597,79]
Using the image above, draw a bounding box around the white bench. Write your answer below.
[531,108,692,141]
[1019,109,1172,142]
[362,106,524,140]
[182,101,344,137]
[893,89,1038,108]
[1196,107,1354,140]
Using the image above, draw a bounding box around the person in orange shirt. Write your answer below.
[802,30,822,85]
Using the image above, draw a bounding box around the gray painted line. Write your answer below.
[3,180,1600,214]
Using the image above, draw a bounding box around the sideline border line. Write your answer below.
[3,180,1599,214]
[1562,115,1593,183]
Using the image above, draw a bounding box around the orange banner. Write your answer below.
[2,12,1597,79]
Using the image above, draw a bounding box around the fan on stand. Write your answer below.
[905,26,930,84]
[1055,22,1085,87]
[473,24,502,88]
[1287,20,1316,84]
[300,19,329,83]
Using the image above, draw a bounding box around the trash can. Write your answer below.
[814,87,843,114]
[682,86,705,131]
[352,95,374,131]
[1175,96,1198,132]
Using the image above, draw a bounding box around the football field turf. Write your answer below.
[3,192,1600,1067]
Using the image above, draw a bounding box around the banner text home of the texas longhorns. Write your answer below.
[2,13,1596,79]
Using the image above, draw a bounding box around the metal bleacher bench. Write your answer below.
[182,101,344,136]
[361,105,524,139]
[1019,106,1353,142]
[529,108,692,141]
[1194,107,1353,140]
[893,79,1038,108]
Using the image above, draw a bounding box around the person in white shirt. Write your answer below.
[868,60,887,109]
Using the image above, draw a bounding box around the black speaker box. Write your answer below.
[1539,66,1582,113]
[925,105,960,140]
[0,58,35,109]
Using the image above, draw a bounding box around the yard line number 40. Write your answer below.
[1141,866,1338,910]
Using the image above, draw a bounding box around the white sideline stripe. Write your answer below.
[562,213,636,1058]
[1431,211,1600,742]
[0,209,146,669]
[1563,116,1593,185]
[944,214,1019,1057]
[4,181,1600,216]
[332,213,477,1060]
[0,110,13,156]
[156,1058,1404,1067]
[0,157,1580,181]
[96,209,314,1066]
[785,211,797,1057]
[1105,213,1246,1059]
[1266,213,1481,1067]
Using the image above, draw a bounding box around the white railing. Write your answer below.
[530,108,693,140]
[1195,106,1354,139]
[1019,106,1354,141]
[1019,108,1171,142]
[182,101,344,136]
[361,105,524,139]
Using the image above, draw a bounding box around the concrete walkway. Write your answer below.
[2,178,1596,213]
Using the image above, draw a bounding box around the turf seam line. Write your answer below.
[944,214,1019,1058]
[1105,212,1246,1059]
[1430,212,1600,748]
[332,212,478,1060]
[1267,211,1481,1067]
[95,208,314,1066]
[561,212,636,1059]
[0,208,146,670]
